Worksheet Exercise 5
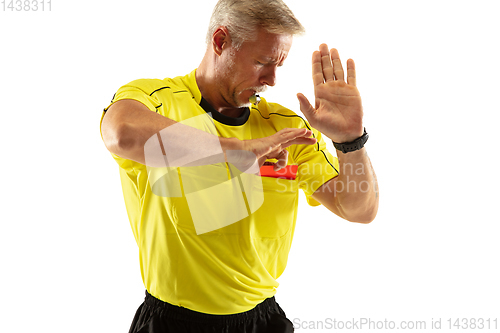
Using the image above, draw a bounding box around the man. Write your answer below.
[100,0,378,332]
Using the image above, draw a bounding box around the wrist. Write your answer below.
[220,137,242,151]
[335,127,365,143]
[332,128,368,154]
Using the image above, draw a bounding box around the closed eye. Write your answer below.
[256,60,284,68]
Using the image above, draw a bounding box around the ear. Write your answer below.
[212,26,230,56]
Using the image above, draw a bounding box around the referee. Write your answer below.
[100,0,379,332]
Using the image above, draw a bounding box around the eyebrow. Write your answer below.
[261,56,277,62]
[259,56,285,66]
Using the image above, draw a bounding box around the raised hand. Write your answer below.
[297,44,364,143]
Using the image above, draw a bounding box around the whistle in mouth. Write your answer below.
[249,94,261,105]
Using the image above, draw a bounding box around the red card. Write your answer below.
[259,164,298,180]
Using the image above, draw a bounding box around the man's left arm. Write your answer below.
[312,147,379,223]
[297,44,379,223]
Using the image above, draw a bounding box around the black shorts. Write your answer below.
[128,291,294,333]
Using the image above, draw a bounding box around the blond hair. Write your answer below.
[206,0,305,49]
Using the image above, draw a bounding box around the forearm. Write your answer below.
[134,118,239,168]
[333,147,379,223]
[102,99,239,167]
[102,99,316,172]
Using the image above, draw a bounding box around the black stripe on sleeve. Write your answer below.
[103,93,117,113]
[149,86,171,96]
[149,86,190,96]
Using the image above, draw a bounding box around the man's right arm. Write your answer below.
[101,99,230,166]
[101,99,317,169]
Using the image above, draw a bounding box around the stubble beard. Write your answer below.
[218,56,267,108]
[219,57,246,108]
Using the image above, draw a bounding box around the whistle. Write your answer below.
[249,94,261,105]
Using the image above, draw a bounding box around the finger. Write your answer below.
[319,44,334,82]
[346,58,356,86]
[330,48,344,82]
[272,128,314,147]
[312,51,324,87]
[274,149,289,171]
[280,137,317,149]
[257,155,268,169]
[297,93,316,118]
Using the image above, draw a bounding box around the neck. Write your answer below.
[196,52,245,118]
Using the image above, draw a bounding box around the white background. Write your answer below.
[1,1,499,332]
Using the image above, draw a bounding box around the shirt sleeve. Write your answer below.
[100,80,163,170]
[292,127,340,207]
[103,80,162,113]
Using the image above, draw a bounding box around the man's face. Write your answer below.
[216,29,293,108]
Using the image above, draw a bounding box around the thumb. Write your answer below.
[297,93,315,119]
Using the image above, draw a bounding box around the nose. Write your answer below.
[259,65,277,87]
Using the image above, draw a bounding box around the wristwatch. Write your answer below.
[332,128,369,153]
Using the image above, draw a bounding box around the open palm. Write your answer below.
[297,44,364,143]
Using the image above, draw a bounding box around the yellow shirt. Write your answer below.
[100,69,339,314]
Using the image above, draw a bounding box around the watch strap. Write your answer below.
[332,128,369,153]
